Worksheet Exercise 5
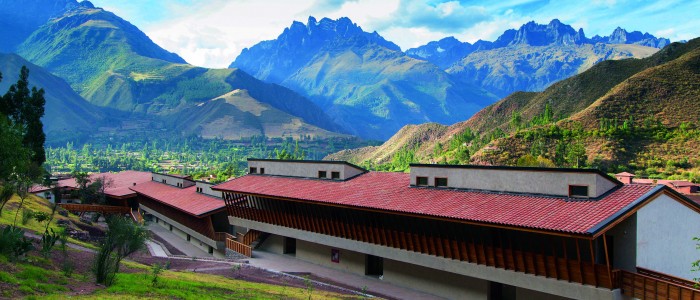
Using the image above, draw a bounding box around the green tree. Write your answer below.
[0,66,46,165]
[93,216,148,286]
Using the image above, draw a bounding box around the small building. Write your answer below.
[615,172,700,195]
[30,170,152,206]
[130,173,230,258]
[212,159,700,300]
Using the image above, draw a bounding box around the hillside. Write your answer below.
[171,89,348,140]
[10,3,345,139]
[0,0,82,52]
[0,53,108,141]
[329,38,700,179]
[407,19,663,98]
[231,16,496,140]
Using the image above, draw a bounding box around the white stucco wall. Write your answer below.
[152,173,195,188]
[195,181,223,198]
[637,194,700,280]
[248,160,364,180]
[410,166,617,197]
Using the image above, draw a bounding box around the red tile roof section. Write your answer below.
[214,172,658,235]
[57,171,153,198]
[130,181,225,217]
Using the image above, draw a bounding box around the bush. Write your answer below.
[33,211,50,224]
[21,209,34,225]
[0,226,34,261]
[40,228,60,259]
[93,216,148,286]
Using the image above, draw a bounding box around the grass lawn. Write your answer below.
[0,194,98,250]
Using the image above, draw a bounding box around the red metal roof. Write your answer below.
[130,181,225,217]
[213,172,658,235]
[57,171,153,198]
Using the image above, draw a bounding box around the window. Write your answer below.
[331,171,340,179]
[435,177,448,187]
[416,176,429,186]
[569,185,589,197]
[260,168,265,174]
[249,167,257,174]
[318,171,327,178]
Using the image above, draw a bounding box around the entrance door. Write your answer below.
[283,237,296,255]
[365,255,383,276]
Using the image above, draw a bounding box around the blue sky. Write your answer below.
[89,0,700,68]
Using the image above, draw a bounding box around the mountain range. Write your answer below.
[328,38,700,176]
[1,0,346,142]
[231,16,496,140]
[0,0,676,145]
[407,19,665,98]
[232,17,667,139]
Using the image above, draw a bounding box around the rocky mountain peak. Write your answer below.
[510,19,584,46]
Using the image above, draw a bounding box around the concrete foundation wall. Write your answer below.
[384,258,489,300]
[295,240,366,275]
[637,194,700,280]
[516,287,571,300]
[258,234,284,254]
[142,205,220,255]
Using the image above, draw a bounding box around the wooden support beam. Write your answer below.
[589,239,598,287]
[603,234,613,289]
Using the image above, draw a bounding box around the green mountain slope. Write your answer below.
[12,4,344,137]
[0,0,81,52]
[0,53,106,141]
[231,17,497,140]
[171,89,348,139]
[447,43,657,98]
[329,38,700,177]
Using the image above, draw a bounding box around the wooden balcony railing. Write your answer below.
[240,229,262,245]
[615,269,700,300]
[59,203,131,215]
[226,238,252,257]
[213,232,235,242]
[131,209,144,224]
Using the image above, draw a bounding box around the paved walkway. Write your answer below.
[145,240,168,257]
[146,223,212,258]
[247,251,444,300]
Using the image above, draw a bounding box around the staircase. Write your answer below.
[225,229,268,257]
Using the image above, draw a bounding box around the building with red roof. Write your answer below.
[615,172,700,195]
[212,159,700,299]
[31,171,152,206]
[130,173,229,257]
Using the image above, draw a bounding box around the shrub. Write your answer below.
[40,228,60,259]
[0,226,34,261]
[33,211,50,224]
[93,216,148,286]
[21,209,34,225]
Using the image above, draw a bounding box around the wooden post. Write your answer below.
[576,239,584,284]
[602,234,613,288]
[589,239,598,287]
